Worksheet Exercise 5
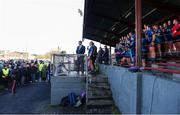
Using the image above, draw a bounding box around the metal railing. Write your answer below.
[52,54,88,77]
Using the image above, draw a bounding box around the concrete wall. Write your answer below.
[51,76,85,105]
[99,64,180,114]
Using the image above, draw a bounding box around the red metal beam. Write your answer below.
[153,63,180,67]
[135,1,143,113]
[144,67,180,74]
[135,0,142,67]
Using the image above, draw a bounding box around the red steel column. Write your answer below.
[135,0,142,67]
[135,0,142,114]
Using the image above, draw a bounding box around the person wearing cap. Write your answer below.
[76,41,85,75]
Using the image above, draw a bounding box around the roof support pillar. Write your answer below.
[135,0,142,67]
[135,0,142,114]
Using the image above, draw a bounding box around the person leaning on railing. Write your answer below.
[152,25,163,59]
[141,34,149,67]
[120,36,131,66]
[129,32,136,65]
[163,22,174,55]
[172,19,180,53]
[115,43,122,65]
[144,25,156,62]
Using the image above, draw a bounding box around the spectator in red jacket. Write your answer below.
[172,19,180,52]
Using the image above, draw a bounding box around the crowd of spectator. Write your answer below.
[115,19,180,67]
[0,59,51,92]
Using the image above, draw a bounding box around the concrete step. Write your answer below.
[86,107,112,114]
[89,79,109,83]
[87,100,113,108]
[88,74,108,83]
[90,75,108,80]
[89,82,110,87]
[88,87,110,92]
[89,84,110,90]
[88,89,112,97]
[87,74,114,114]
[88,95,112,100]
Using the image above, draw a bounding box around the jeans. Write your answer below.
[38,71,42,82]
[31,74,35,82]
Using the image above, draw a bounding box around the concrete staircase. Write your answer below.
[86,74,114,114]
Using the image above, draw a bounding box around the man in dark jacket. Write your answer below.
[30,63,37,83]
[76,41,86,75]
[98,47,104,64]
[102,46,109,64]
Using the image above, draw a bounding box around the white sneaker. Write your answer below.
[74,100,82,107]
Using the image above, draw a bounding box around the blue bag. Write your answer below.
[128,66,140,72]
[68,92,77,106]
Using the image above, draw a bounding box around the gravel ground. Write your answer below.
[0,82,51,114]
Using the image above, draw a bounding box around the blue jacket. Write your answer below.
[88,45,97,59]
[142,38,148,52]
[76,45,85,54]
[145,29,154,43]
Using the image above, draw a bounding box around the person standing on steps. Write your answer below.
[88,41,97,73]
[97,47,104,64]
[102,46,109,65]
[76,41,86,75]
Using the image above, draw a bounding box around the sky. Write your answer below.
[0,0,88,54]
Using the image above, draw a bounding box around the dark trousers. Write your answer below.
[38,71,43,81]
[98,57,103,64]
[2,77,9,88]
[77,56,84,74]
[103,58,109,65]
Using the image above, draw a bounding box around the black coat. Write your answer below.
[76,45,85,54]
